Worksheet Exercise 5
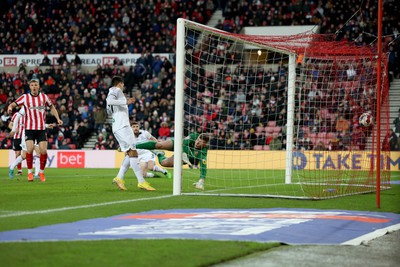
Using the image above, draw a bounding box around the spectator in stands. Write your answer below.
[55,132,65,149]
[57,52,69,67]
[351,126,367,150]
[393,109,400,134]
[93,105,107,133]
[336,115,350,132]
[389,129,399,151]
[315,140,326,151]
[41,53,51,66]
[158,122,171,140]
[1,132,12,149]
[59,139,71,150]
[269,136,282,150]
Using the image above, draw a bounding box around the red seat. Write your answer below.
[263,145,270,150]
[253,145,263,150]
[267,121,277,127]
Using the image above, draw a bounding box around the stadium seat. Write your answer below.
[327,132,337,139]
[267,121,277,127]
[253,145,263,150]
[263,145,270,150]
[68,144,76,149]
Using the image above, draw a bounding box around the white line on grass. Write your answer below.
[0,195,174,218]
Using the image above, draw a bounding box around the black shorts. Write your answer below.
[12,138,22,151]
[25,130,47,143]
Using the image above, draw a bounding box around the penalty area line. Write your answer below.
[0,195,174,218]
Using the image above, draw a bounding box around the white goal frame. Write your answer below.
[173,18,297,196]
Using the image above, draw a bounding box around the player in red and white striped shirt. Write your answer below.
[9,108,26,175]
[7,78,63,182]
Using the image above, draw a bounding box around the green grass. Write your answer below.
[0,168,399,267]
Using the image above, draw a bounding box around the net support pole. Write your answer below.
[285,53,296,184]
[173,18,185,195]
[376,0,383,208]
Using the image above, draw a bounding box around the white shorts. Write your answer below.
[113,126,136,152]
[138,150,156,163]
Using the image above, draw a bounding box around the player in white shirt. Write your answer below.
[115,121,171,180]
[106,75,155,191]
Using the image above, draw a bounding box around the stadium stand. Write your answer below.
[0,0,399,150]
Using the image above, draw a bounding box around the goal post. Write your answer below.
[173,18,390,199]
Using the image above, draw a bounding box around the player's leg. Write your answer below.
[139,161,154,178]
[24,134,35,181]
[114,126,155,191]
[113,155,130,190]
[136,139,174,151]
[9,150,25,179]
[148,160,171,178]
[127,149,155,191]
[33,145,41,178]
[37,132,48,182]
[14,140,22,175]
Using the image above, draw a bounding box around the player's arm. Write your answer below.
[7,102,18,114]
[8,113,21,137]
[106,91,135,106]
[49,105,63,126]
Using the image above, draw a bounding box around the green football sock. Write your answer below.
[157,153,166,163]
[136,141,157,150]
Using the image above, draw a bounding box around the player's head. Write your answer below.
[131,121,140,135]
[195,133,210,149]
[29,78,40,96]
[111,76,124,89]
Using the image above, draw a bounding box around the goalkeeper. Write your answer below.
[136,132,210,190]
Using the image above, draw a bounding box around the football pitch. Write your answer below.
[0,168,399,267]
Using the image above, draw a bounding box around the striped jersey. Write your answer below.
[11,107,26,139]
[106,86,130,132]
[15,92,52,130]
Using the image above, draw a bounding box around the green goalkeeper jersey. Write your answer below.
[183,133,208,179]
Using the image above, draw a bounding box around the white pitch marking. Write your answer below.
[0,195,174,218]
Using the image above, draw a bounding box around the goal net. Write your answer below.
[173,18,391,199]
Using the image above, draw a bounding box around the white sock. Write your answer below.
[117,156,130,179]
[129,157,145,183]
[145,172,154,178]
[34,156,40,176]
[152,165,166,174]
[10,155,24,170]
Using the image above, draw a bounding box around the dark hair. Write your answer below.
[111,76,123,86]
[198,133,210,143]
[131,121,139,125]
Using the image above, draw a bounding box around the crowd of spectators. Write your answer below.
[0,0,216,55]
[1,0,399,151]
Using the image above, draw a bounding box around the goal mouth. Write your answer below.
[173,19,391,199]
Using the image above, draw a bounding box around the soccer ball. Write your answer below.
[359,112,373,127]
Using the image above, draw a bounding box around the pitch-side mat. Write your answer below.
[1,208,400,245]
